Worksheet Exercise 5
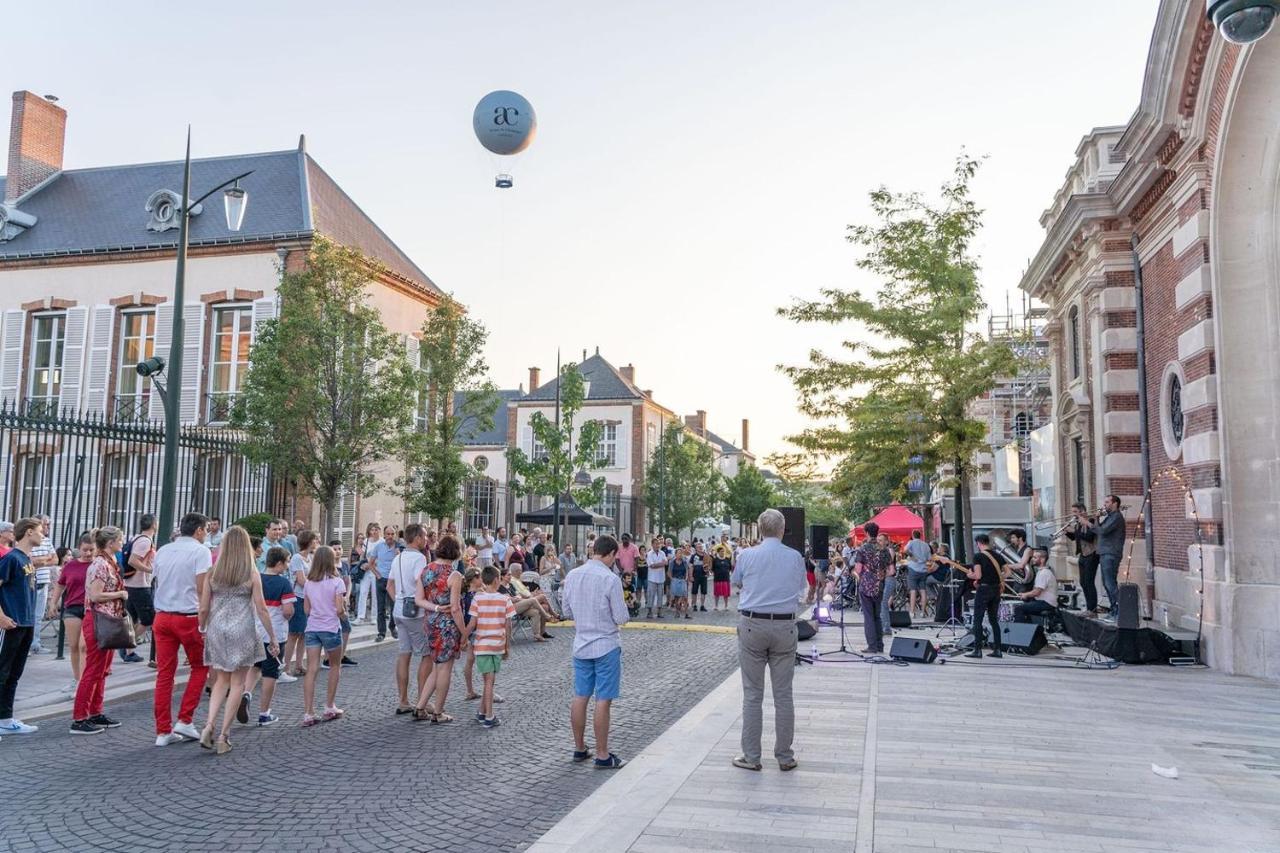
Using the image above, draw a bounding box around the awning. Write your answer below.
[515,494,613,527]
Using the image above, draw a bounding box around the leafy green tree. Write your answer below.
[722,463,776,536]
[777,156,1014,560]
[644,423,724,538]
[235,237,417,536]
[764,452,850,536]
[505,363,606,513]
[400,297,499,528]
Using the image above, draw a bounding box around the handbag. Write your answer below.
[395,554,420,618]
[93,608,136,650]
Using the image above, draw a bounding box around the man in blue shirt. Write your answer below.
[0,517,45,737]
[730,509,806,773]
[368,525,400,642]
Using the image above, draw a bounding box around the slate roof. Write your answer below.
[520,354,644,402]
[0,146,440,296]
[704,429,743,454]
[456,389,523,446]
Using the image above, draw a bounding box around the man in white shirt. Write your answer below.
[475,526,495,568]
[27,515,56,654]
[385,523,432,714]
[151,512,212,746]
[122,513,158,665]
[492,527,509,566]
[644,538,668,619]
[561,535,629,769]
[205,517,224,550]
[1013,547,1058,624]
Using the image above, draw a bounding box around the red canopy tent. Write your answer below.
[850,502,925,546]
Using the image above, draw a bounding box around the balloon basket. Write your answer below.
[495,173,514,189]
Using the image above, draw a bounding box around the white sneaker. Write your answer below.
[61,680,78,695]
[172,721,201,740]
[155,732,184,747]
[277,671,298,683]
[0,719,38,734]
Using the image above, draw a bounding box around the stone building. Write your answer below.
[1020,0,1280,678]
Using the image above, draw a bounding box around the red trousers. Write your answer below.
[153,612,209,735]
[73,610,114,720]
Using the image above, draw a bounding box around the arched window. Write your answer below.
[1068,306,1081,380]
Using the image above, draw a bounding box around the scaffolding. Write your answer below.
[981,291,1051,496]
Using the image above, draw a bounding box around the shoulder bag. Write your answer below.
[397,553,420,619]
[93,606,136,650]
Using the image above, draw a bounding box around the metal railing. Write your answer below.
[205,391,237,424]
[111,394,151,424]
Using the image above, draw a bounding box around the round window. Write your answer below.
[1160,362,1187,461]
[474,455,489,472]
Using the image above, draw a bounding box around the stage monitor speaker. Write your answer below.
[997,621,1047,655]
[809,525,830,558]
[889,610,912,628]
[779,507,805,554]
[890,636,937,663]
[796,619,817,641]
[1117,583,1141,630]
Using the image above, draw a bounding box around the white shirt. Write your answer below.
[152,537,212,613]
[475,535,494,560]
[1032,567,1057,604]
[645,549,668,583]
[124,533,154,589]
[31,536,55,585]
[390,549,428,603]
[561,559,629,659]
[289,552,313,598]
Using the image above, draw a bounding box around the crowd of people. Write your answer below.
[0,510,762,761]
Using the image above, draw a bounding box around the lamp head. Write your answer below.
[1208,0,1279,43]
[223,181,248,231]
[136,356,165,378]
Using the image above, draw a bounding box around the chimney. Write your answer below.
[528,366,541,391]
[741,418,750,452]
[6,91,66,204]
[619,364,635,386]
[696,409,707,437]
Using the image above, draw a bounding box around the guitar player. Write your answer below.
[964,534,1009,659]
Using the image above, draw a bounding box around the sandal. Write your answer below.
[199,727,214,750]
[322,707,344,722]
[432,713,455,724]
[411,709,435,722]
[464,693,480,701]
[300,714,319,728]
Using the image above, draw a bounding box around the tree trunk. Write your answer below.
[952,458,968,563]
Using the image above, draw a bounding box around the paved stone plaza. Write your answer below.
[2,623,740,853]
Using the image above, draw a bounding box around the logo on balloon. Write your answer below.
[493,107,520,127]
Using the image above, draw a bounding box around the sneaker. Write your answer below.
[476,712,486,723]
[155,732,184,747]
[340,656,358,667]
[87,714,120,729]
[61,680,78,696]
[0,719,38,734]
[147,661,157,669]
[376,635,386,643]
[121,652,144,663]
[69,720,103,735]
[173,721,201,740]
[301,714,318,728]
[481,717,501,729]
[277,671,298,683]
[322,706,344,721]
[258,713,280,727]
[321,659,330,669]
[594,753,627,769]
[236,692,250,725]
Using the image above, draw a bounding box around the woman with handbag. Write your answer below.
[71,526,129,735]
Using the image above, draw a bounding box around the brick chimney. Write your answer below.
[619,364,635,386]
[741,418,750,452]
[6,91,66,204]
[695,410,707,437]
[528,366,541,391]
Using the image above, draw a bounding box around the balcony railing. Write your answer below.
[112,394,151,424]
[206,391,237,424]
[23,397,59,418]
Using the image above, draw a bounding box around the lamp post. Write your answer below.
[149,129,252,545]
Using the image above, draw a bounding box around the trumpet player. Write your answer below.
[1097,495,1127,619]
[1063,503,1102,614]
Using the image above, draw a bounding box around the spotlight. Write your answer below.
[1208,0,1279,44]
[136,356,165,377]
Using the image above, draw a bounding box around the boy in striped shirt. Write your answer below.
[468,565,516,728]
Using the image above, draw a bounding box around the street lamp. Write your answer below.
[1208,0,1279,43]
[147,129,252,545]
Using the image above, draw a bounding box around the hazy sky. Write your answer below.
[11,1,1158,463]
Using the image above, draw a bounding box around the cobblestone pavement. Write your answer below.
[2,627,741,853]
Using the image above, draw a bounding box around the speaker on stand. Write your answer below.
[779,507,806,554]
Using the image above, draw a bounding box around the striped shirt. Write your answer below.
[561,558,629,660]
[468,590,516,655]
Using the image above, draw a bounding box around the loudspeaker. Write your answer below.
[997,621,1047,655]
[889,610,912,628]
[809,524,830,558]
[1117,583,1141,630]
[796,619,817,641]
[779,507,805,554]
[889,636,937,663]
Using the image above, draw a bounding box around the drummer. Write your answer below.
[1013,547,1058,624]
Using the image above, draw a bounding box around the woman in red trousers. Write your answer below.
[71,526,127,735]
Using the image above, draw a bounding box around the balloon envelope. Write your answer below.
[473,90,537,156]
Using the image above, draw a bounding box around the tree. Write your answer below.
[764,452,850,535]
[722,463,776,536]
[400,297,499,528]
[778,156,1014,560]
[235,237,417,536]
[505,363,606,516]
[644,423,724,539]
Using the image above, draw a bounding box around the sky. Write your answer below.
[9,0,1159,466]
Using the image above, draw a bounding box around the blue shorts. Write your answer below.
[288,602,309,634]
[906,571,930,591]
[572,647,622,700]
[304,630,343,651]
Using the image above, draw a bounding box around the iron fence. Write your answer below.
[0,401,274,548]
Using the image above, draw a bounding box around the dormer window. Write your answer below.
[145,189,201,233]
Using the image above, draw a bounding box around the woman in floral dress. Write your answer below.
[411,535,467,723]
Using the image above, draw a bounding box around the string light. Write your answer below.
[1119,465,1206,662]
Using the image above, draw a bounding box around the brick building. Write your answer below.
[0,91,445,542]
[1020,0,1280,678]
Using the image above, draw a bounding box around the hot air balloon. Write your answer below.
[473,90,537,188]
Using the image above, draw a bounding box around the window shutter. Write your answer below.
[84,305,114,415]
[58,306,90,414]
[251,296,277,343]
[521,424,533,458]
[179,303,205,423]
[0,309,26,406]
[149,303,175,421]
[616,421,629,473]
